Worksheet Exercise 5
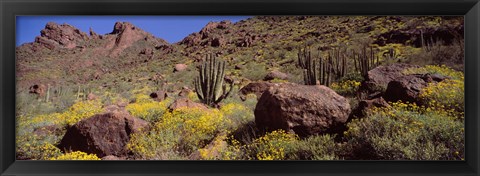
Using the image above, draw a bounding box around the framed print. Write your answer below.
[1,0,480,175]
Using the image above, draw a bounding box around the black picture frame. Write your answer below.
[1,0,479,176]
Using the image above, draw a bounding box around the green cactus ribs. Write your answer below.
[194,54,234,107]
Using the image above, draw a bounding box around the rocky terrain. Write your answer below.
[16,16,465,160]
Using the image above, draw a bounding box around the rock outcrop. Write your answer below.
[383,73,446,104]
[58,111,149,157]
[361,63,419,94]
[254,83,351,137]
[34,22,89,49]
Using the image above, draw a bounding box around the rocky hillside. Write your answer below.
[16,16,463,90]
[16,16,465,161]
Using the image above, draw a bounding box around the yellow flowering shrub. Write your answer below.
[61,100,103,126]
[49,151,100,160]
[198,134,245,160]
[159,108,231,147]
[403,65,464,116]
[128,107,232,159]
[126,95,172,122]
[187,91,199,101]
[330,80,361,96]
[16,135,62,160]
[420,79,464,116]
[246,130,298,160]
[26,100,103,127]
[344,101,464,160]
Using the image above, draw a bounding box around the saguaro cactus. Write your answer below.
[194,54,234,107]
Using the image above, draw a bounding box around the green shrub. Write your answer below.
[330,80,361,96]
[285,135,339,160]
[16,134,62,160]
[241,62,268,81]
[344,101,464,160]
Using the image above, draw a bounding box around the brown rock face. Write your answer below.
[383,74,446,104]
[210,37,226,47]
[361,63,420,94]
[35,22,89,49]
[109,22,148,57]
[89,27,100,40]
[179,20,231,47]
[254,83,351,137]
[239,82,276,100]
[140,48,154,56]
[58,111,149,157]
[264,70,288,81]
[180,33,202,47]
[168,98,208,111]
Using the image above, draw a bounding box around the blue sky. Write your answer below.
[16,16,250,46]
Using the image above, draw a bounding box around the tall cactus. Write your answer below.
[194,54,234,107]
[303,49,318,85]
[301,46,347,86]
[353,46,380,79]
[297,46,310,69]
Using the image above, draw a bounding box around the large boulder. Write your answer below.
[58,111,149,157]
[254,83,351,137]
[383,74,446,104]
[239,82,276,100]
[361,63,419,94]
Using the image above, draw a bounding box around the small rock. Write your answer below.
[174,64,188,72]
[178,87,192,97]
[150,91,168,102]
[168,98,208,111]
[29,84,47,96]
[264,70,288,81]
[87,93,97,100]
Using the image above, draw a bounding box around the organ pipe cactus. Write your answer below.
[194,54,234,107]
[353,46,380,79]
[301,47,347,86]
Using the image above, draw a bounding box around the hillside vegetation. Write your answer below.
[16,16,464,160]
